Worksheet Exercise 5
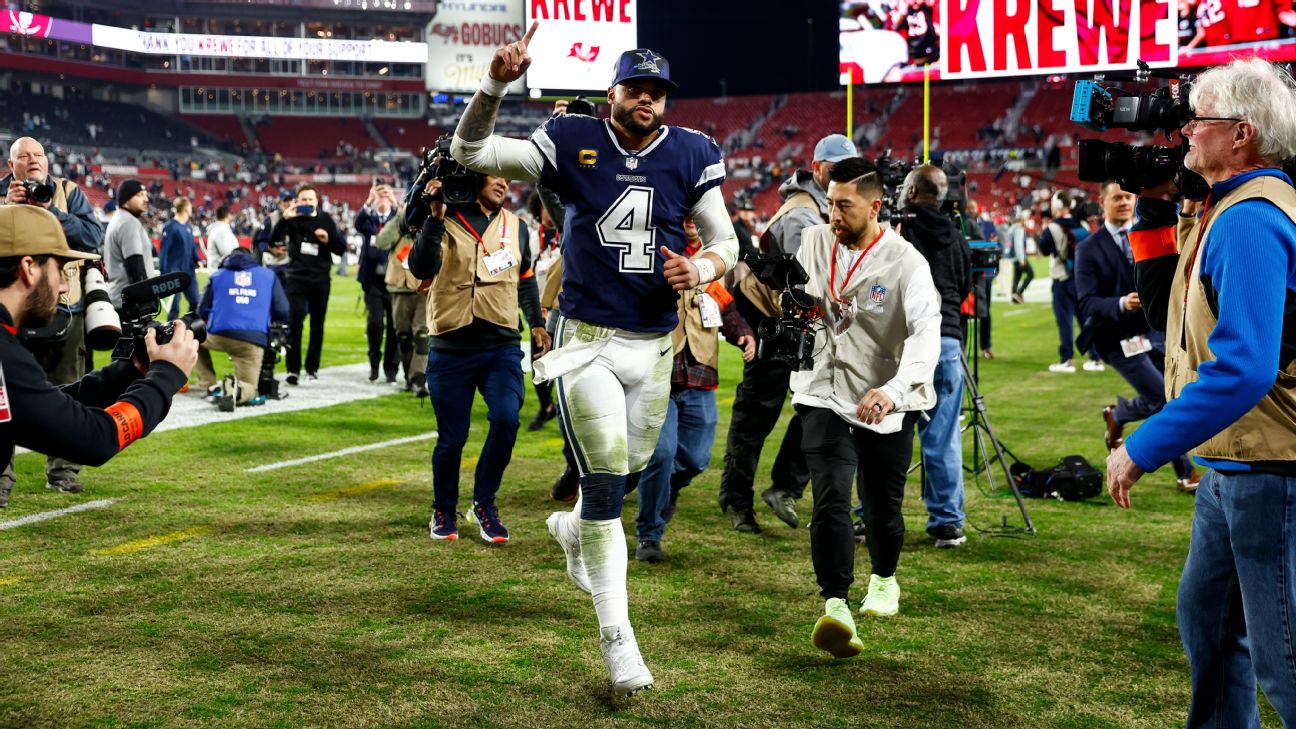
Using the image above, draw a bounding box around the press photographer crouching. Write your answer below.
[1100,58,1296,725]
[407,160,548,543]
[789,157,940,658]
[195,247,290,411]
[0,206,197,508]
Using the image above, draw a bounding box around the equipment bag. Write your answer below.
[1011,455,1103,501]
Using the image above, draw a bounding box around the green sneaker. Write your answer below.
[811,598,864,658]
[859,574,900,617]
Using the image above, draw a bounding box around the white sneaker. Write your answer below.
[546,511,591,594]
[859,574,901,617]
[1083,359,1106,372]
[600,625,655,696]
[1048,360,1077,373]
[811,597,864,657]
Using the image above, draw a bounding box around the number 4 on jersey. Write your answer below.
[597,186,656,273]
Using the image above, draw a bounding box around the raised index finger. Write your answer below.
[521,20,539,47]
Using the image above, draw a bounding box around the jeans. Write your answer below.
[1178,470,1296,728]
[918,337,965,531]
[1051,277,1079,362]
[425,346,524,510]
[167,273,200,320]
[636,387,718,542]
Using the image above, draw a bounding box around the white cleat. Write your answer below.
[546,511,591,594]
[600,626,655,696]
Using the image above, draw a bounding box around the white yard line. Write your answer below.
[0,498,118,530]
[245,432,438,473]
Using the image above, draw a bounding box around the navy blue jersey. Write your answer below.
[530,114,725,332]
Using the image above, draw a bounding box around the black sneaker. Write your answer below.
[470,501,510,543]
[527,406,557,432]
[725,505,761,534]
[368,365,379,382]
[217,374,236,413]
[286,373,299,386]
[46,478,84,494]
[550,469,578,503]
[930,524,967,549]
[761,487,799,529]
[306,371,318,380]
[853,519,867,544]
[635,540,663,563]
[429,509,458,540]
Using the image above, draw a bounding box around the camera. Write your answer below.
[83,265,123,350]
[872,152,971,229]
[258,322,291,400]
[1070,66,1210,198]
[109,272,208,361]
[405,134,480,231]
[21,177,55,205]
[566,95,596,117]
[968,240,1001,276]
[746,253,822,371]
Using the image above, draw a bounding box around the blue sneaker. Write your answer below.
[429,509,458,541]
[239,395,267,407]
[468,501,510,543]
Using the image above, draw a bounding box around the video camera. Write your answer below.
[873,152,971,229]
[258,322,291,401]
[107,272,208,361]
[1070,64,1210,198]
[404,134,481,231]
[746,253,821,371]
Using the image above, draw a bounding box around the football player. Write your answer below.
[450,23,739,696]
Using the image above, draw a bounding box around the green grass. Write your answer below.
[0,271,1281,728]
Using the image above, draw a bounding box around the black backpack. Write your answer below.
[1011,455,1103,501]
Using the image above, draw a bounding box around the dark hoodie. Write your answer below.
[899,203,973,342]
[198,249,291,347]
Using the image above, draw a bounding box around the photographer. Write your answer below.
[374,208,429,398]
[104,181,156,310]
[269,185,344,384]
[253,191,294,279]
[410,173,547,544]
[356,181,400,383]
[160,197,200,319]
[793,158,939,657]
[1108,58,1296,725]
[721,134,856,532]
[896,165,972,548]
[0,206,196,508]
[0,136,105,497]
[195,246,290,410]
[1039,190,1103,373]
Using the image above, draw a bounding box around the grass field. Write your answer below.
[0,270,1281,728]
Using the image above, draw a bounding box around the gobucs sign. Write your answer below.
[941,0,1177,79]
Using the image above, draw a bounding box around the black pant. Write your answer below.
[718,354,811,510]
[363,284,399,378]
[286,278,329,375]
[1012,259,1034,296]
[801,406,917,601]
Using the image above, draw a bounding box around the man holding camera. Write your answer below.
[0,136,105,499]
[1075,180,1198,492]
[270,185,344,385]
[721,134,856,532]
[356,181,400,384]
[450,25,738,695]
[254,191,295,279]
[195,245,290,410]
[793,157,939,657]
[409,172,546,544]
[0,206,197,508]
[375,208,430,398]
[1108,58,1296,726]
[1039,190,1103,373]
[896,165,972,548]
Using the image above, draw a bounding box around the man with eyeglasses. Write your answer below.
[1106,58,1296,726]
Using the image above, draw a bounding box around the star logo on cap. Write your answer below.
[634,50,662,73]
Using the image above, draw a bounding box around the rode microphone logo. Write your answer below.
[568,43,600,62]
[942,0,1176,79]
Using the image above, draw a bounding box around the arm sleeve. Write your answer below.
[253,216,272,250]
[516,224,544,329]
[409,217,445,280]
[158,225,177,273]
[269,216,289,245]
[879,267,943,410]
[450,135,544,183]
[1074,243,1122,325]
[719,298,755,345]
[124,255,149,285]
[1038,226,1056,256]
[1125,201,1296,471]
[53,184,105,253]
[354,208,380,236]
[772,209,819,257]
[326,217,346,256]
[15,357,187,467]
[1131,197,1186,333]
[375,214,403,251]
[690,187,739,273]
[537,186,566,234]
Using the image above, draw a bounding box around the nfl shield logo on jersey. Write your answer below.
[870,284,887,304]
[624,156,639,170]
[235,271,253,287]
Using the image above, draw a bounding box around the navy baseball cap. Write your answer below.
[610,49,678,92]
[278,189,294,201]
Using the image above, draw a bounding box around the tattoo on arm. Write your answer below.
[456,91,505,142]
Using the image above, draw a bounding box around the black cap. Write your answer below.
[610,49,677,92]
[116,179,145,206]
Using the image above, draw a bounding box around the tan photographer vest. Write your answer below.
[1165,175,1296,461]
[738,190,822,318]
[384,236,422,292]
[423,207,523,335]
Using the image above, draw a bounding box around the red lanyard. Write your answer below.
[829,229,884,304]
[1183,193,1213,304]
[455,211,507,255]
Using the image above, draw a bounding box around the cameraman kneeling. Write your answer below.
[0,207,197,508]
[791,158,940,657]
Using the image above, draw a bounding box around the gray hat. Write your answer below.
[813,134,857,163]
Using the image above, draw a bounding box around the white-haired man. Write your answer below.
[1107,58,1296,725]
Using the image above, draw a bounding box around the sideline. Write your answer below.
[245,431,438,473]
[0,498,118,531]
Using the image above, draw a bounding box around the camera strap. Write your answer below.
[829,229,884,304]
[454,211,507,254]
[1183,192,1214,305]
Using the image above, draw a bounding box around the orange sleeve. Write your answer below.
[1129,226,1179,262]
[705,281,734,309]
[104,402,144,451]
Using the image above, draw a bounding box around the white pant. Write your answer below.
[552,316,672,476]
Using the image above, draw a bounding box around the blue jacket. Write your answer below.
[1074,224,1154,357]
[355,206,396,286]
[198,249,290,347]
[159,219,199,275]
